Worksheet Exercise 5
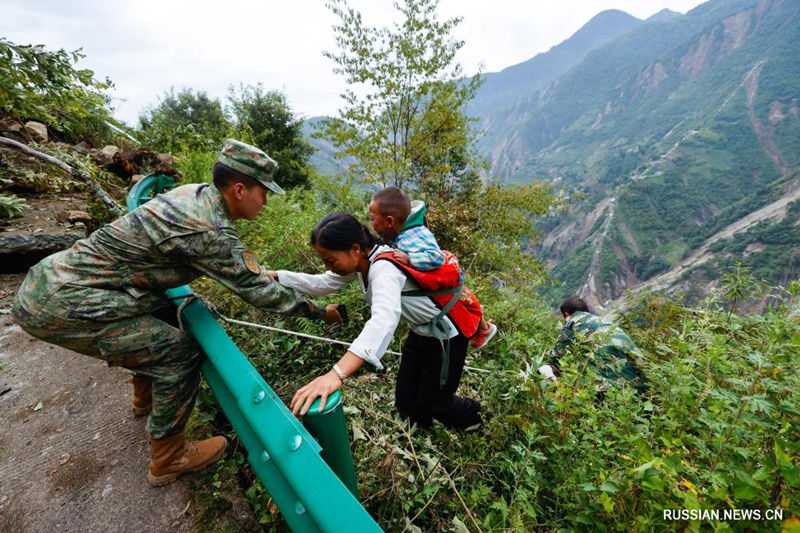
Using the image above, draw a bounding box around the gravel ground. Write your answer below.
[0,273,195,533]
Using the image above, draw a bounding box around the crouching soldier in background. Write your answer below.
[12,139,341,486]
[538,297,648,396]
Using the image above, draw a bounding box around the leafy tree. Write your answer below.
[138,88,231,153]
[0,37,114,143]
[319,0,562,291]
[138,85,313,190]
[228,84,314,189]
[319,0,483,192]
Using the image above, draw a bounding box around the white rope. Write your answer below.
[220,315,492,374]
[176,293,493,374]
[220,316,402,356]
[176,297,193,331]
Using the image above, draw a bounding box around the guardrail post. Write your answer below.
[304,393,359,497]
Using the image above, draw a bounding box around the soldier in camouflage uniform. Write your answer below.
[540,297,647,394]
[12,139,340,486]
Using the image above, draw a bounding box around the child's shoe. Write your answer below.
[470,322,497,349]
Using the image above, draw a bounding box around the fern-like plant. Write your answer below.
[0,193,26,219]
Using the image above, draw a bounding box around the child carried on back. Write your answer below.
[369,187,497,348]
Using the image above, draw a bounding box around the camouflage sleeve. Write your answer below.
[548,322,576,372]
[181,229,316,317]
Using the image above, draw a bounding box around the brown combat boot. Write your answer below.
[148,430,227,486]
[129,374,152,416]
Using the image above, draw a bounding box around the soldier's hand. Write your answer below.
[322,303,344,324]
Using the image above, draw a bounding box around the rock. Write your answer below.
[93,145,120,167]
[24,122,48,143]
[155,153,174,166]
[128,174,145,189]
[154,153,180,177]
[56,211,94,225]
[0,232,84,254]
[74,141,91,155]
[0,117,24,134]
[52,141,90,156]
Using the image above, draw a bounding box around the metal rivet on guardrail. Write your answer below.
[295,501,306,515]
[289,434,302,452]
[253,390,265,404]
[261,450,270,462]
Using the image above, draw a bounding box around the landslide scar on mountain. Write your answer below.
[744,59,790,175]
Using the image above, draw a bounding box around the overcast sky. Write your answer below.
[2,0,705,126]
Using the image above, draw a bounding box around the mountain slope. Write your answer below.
[489,0,761,180]
[543,0,799,307]
[470,10,644,168]
[468,10,643,119]
[302,116,353,177]
[646,9,682,23]
[626,173,800,299]
[481,0,800,307]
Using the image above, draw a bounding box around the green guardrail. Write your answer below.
[127,175,379,532]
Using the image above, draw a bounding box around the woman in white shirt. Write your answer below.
[277,212,482,431]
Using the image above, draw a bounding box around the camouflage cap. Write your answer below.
[217,139,285,194]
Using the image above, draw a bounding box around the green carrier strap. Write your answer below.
[403,284,464,388]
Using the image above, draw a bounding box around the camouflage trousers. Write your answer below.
[12,282,203,440]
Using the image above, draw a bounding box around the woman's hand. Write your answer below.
[266,270,279,281]
[291,370,342,416]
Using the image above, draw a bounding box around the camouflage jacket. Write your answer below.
[548,311,645,387]
[16,183,313,317]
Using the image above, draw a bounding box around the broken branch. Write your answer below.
[0,136,124,217]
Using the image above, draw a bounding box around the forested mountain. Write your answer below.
[470,9,644,167]
[469,10,643,122]
[302,116,344,176]
[472,0,799,308]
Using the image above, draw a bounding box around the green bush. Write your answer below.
[138,88,231,153]
[228,84,314,190]
[0,38,114,143]
[175,150,218,185]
